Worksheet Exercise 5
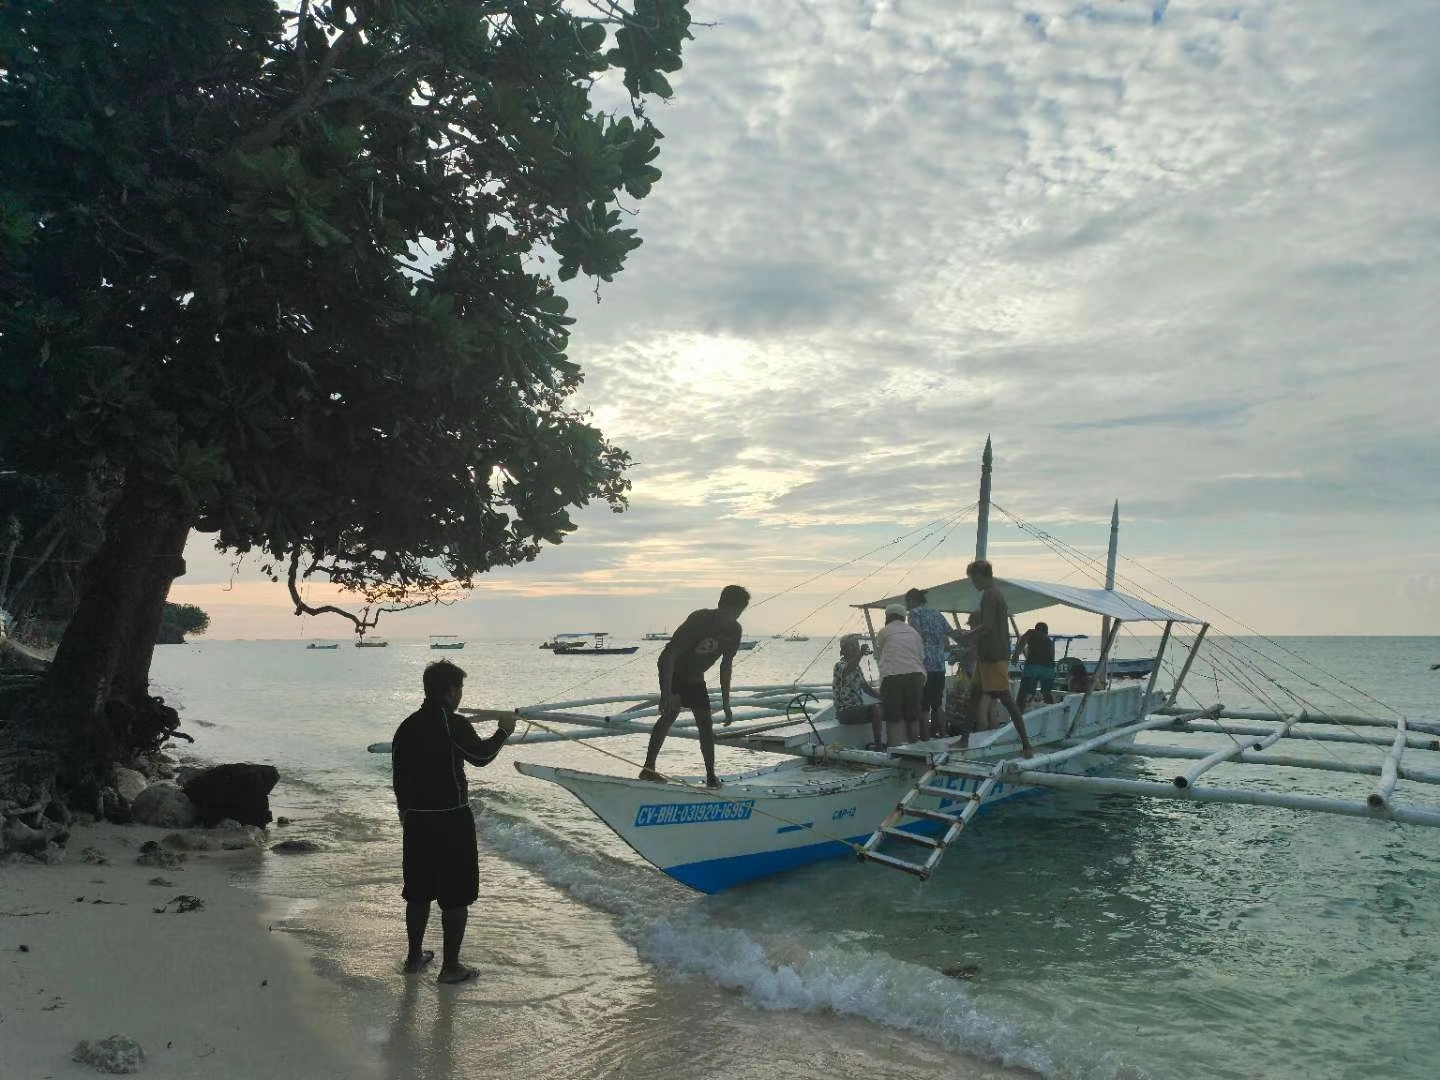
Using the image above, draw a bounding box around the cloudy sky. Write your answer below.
[175,0,1439,641]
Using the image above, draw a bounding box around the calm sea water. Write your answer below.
[149,635,1440,1080]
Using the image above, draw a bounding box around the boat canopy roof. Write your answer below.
[855,577,1204,625]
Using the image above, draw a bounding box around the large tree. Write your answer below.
[0,0,691,785]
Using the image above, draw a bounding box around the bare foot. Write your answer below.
[437,964,479,985]
[638,767,666,782]
[402,949,434,974]
[705,776,723,789]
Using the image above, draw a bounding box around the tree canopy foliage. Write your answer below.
[157,603,210,644]
[0,0,692,777]
[1,0,689,610]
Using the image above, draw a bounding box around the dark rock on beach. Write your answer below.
[270,838,322,855]
[73,1034,145,1074]
[129,782,197,829]
[182,763,279,827]
[136,841,185,869]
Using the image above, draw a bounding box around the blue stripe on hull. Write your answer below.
[666,834,871,893]
[658,782,1063,892]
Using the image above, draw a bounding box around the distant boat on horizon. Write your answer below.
[548,632,638,656]
[430,634,465,650]
[305,641,339,650]
[643,630,671,641]
[355,638,389,648]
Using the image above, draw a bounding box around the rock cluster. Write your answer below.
[72,1034,145,1074]
[2,755,280,861]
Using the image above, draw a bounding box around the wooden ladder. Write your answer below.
[855,758,1001,880]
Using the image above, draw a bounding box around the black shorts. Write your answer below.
[402,806,478,909]
[922,670,946,711]
[657,662,711,712]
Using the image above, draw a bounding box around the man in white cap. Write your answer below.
[875,602,926,744]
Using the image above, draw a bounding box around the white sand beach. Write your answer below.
[0,821,375,1080]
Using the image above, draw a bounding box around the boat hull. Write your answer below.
[513,757,1077,893]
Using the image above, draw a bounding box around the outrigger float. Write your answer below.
[370,441,1440,893]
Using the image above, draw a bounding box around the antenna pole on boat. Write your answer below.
[974,435,993,560]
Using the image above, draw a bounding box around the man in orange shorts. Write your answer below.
[954,560,1033,757]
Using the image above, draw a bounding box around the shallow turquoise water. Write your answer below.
[150,635,1440,1080]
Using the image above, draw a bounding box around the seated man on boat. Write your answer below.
[1013,620,1057,709]
[639,584,750,788]
[953,560,1033,757]
[876,603,926,745]
[833,634,883,748]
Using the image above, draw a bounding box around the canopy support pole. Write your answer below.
[1139,619,1173,717]
[1164,623,1209,708]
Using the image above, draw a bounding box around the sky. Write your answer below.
[171,0,1440,642]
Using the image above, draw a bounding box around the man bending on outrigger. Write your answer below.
[639,584,750,788]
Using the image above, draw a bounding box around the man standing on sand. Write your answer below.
[392,660,516,984]
[640,584,750,789]
[954,560,1033,757]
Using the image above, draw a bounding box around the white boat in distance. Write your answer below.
[376,441,1440,894]
[430,634,465,650]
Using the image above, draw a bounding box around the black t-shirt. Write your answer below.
[659,608,741,683]
[392,700,508,814]
[1019,629,1055,666]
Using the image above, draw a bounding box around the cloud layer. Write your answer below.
[183,0,1440,638]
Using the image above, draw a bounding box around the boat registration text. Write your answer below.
[634,800,756,827]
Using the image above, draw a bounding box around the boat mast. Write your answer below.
[974,435,993,560]
[1099,500,1118,684]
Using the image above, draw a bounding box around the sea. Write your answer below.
[148,635,1440,1080]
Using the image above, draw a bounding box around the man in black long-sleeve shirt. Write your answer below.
[392,660,516,983]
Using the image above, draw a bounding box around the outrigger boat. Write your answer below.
[375,441,1440,894]
[548,632,640,656]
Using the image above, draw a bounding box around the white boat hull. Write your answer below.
[514,753,1098,893]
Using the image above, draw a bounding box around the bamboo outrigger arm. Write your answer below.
[1088,739,1440,788]
[990,769,1440,829]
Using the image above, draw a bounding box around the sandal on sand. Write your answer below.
[437,964,479,985]
[402,950,435,974]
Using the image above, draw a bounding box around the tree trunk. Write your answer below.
[45,479,190,784]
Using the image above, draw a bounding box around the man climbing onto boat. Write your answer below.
[1014,621,1058,708]
[640,584,750,788]
[953,560,1033,757]
[392,660,516,984]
